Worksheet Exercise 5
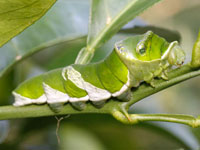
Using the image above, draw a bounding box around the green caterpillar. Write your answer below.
[12,31,185,110]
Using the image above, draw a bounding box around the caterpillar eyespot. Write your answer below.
[139,48,146,54]
[137,44,146,55]
[12,31,185,110]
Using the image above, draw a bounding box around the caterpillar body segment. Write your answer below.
[13,31,185,110]
[13,51,130,108]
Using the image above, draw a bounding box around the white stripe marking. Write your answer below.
[62,67,68,80]
[13,92,47,106]
[83,81,111,101]
[67,66,111,101]
[43,82,89,103]
[125,71,131,87]
[69,95,89,102]
[43,83,69,104]
[13,67,131,106]
[112,84,128,97]
[67,66,85,89]
[112,71,130,97]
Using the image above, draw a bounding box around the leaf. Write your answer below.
[119,25,181,42]
[0,71,14,105]
[61,114,192,149]
[39,33,133,70]
[0,0,89,78]
[87,0,162,51]
[0,0,56,47]
[75,0,162,64]
[60,124,105,150]
[35,36,87,70]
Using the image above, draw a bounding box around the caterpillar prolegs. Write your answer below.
[13,31,185,110]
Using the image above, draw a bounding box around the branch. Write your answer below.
[0,101,115,120]
[0,63,199,121]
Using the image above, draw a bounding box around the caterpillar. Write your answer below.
[12,31,185,110]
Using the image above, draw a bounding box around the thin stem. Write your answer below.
[130,114,200,128]
[74,47,94,64]
[113,111,200,127]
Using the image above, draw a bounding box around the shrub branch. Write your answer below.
[0,63,199,128]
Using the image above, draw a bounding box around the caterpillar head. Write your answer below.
[115,31,185,66]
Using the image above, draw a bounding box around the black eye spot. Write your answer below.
[139,48,146,54]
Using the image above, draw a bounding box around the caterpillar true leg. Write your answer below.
[49,103,64,113]
[71,102,86,110]
[92,100,106,108]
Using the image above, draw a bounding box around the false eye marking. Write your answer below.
[136,31,154,55]
[136,42,146,55]
[139,48,146,54]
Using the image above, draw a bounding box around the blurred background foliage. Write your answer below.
[0,0,200,149]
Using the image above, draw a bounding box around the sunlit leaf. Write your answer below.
[0,0,56,47]
[0,0,89,78]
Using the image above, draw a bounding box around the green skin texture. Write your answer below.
[13,31,185,111]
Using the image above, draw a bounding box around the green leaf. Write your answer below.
[0,0,89,78]
[119,25,181,42]
[60,124,105,150]
[0,0,56,47]
[0,71,14,105]
[87,0,162,52]
[36,36,87,70]
[75,0,162,64]
[60,115,192,149]
[35,33,131,71]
